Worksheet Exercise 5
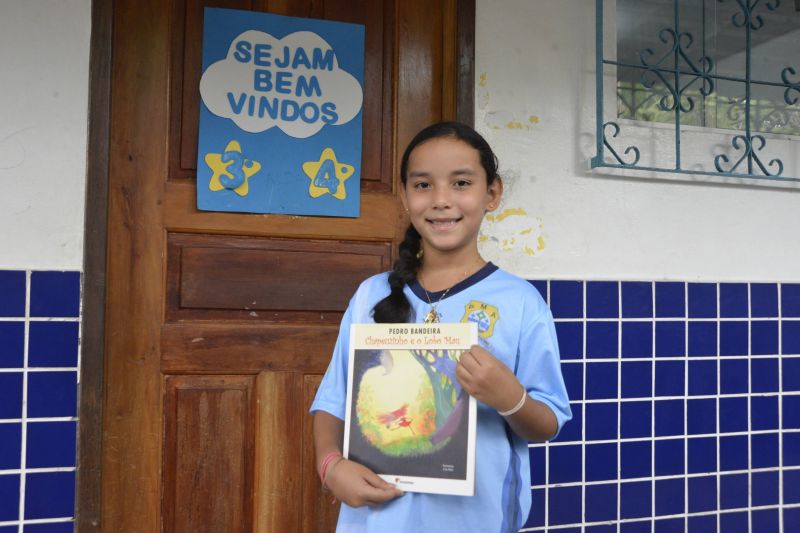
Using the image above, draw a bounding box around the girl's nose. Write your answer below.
[432,188,451,208]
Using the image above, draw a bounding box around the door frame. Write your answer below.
[76,0,113,530]
[75,1,476,530]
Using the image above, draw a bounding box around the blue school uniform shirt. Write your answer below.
[311,263,571,533]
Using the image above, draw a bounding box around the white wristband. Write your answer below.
[498,388,527,417]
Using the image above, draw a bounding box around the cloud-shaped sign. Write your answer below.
[200,30,363,138]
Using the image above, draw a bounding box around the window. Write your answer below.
[592,0,800,181]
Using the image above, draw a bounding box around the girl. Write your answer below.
[311,122,571,532]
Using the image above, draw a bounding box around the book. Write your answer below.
[344,322,478,496]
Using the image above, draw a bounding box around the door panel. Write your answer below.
[163,376,256,533]
[254,371,304,532]
[166,233,392,320]
[102,0,464,530]
[300,375,339,532]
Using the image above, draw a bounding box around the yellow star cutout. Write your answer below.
[204,140,262,197]
[302,147,354,200]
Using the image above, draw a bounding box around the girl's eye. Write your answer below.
[454,179,471,188]
[413,182,431,190]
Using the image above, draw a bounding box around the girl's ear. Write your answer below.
[486,177,503,212]
[400,184,410,212]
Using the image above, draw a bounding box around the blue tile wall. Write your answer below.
[0,272,26,318]
[622,321,652,358]
[655,321,685,357]
[6,271,799,531]
[784,284,800,317]
[688,283,716,318]
[788,507,800,530]
[0,323,25,368]
[785,321,800,354]
[0,270,79,531]
[751,283,778,318]
[720,283,748,318]
[524,280,800,532]
[655,282,685,317]
[586,482,617,522]
[587,281,618,318]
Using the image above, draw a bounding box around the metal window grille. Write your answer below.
[592,0,800,182]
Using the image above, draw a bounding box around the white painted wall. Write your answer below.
[2,0,798,281]
[476,0,800,282]
[0,0,91,270]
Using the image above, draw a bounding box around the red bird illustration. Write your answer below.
[376,404,415,435]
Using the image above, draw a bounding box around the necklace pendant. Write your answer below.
[424,308,440,323]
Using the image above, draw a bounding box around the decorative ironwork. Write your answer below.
[638,29,715,114]
[592,0,800,182]
[602,122,640,166]
[714,134,784,176]
[784,67,800,105]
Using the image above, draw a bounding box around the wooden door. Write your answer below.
[100,0,469,531]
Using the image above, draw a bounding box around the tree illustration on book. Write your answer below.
[352,349,466,461]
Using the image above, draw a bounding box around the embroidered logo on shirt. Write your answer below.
[461,300,499,338]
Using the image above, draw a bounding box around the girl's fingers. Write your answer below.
[464,347,484,365]
[459,350,479,372]
[361,474,403,504]
[455,360,471,383]
[362,468,403,494]
[363,470,394,490]
[468,344,489,362]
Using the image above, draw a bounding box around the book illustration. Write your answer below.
[353,348,465,457]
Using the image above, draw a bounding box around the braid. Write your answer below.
[372,224,421,323]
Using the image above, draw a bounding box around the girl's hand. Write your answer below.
[325,458,404,507]
[456,344,524,412]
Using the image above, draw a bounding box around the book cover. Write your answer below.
[344,322,478,496]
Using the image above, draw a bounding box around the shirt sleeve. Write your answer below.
[309,298,354,420]
[515,304,572,438]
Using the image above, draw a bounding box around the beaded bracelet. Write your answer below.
[498,388,527,417]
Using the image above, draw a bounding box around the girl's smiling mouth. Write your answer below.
[427,217,462,230]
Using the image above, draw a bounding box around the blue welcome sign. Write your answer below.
[197,8,364,217]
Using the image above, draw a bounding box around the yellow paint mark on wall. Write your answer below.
[521,236,546,256]
[528,115,540,124]
[506,120,524,129]
[479,73,487,87]
[519,228,532,235]
[490,207,528,222]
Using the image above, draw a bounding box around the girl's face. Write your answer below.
[401,137,502,260]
